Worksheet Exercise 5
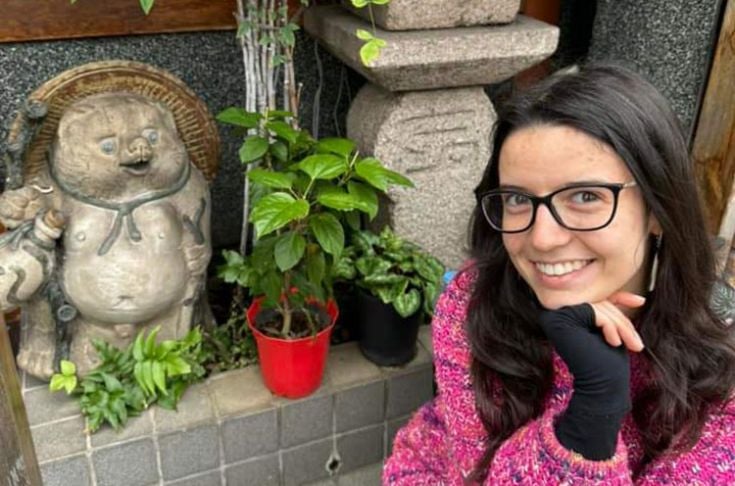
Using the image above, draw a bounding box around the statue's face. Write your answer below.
[52,93,188,201]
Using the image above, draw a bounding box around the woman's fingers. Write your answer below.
[591,301,645,352]
[608,291,646,309]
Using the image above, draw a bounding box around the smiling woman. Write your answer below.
[383,65,735,485]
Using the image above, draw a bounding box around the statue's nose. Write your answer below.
[128,137,152,161]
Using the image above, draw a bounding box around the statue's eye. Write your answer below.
[100,138,117,155]
[143,129,159,145]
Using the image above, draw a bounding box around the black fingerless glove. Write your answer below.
[539,304,631,460]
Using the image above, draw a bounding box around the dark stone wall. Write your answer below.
[585,0,722,138]
[0,30,363,249]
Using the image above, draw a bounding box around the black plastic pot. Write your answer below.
[356,289,421,366]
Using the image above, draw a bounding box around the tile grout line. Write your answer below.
[151,408,165,485]
[85,417,99,486]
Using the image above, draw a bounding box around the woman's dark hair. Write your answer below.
[465,64,735,481]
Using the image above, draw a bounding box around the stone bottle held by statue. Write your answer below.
[0,209,64,312]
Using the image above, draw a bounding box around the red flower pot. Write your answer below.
[246,296,338,398]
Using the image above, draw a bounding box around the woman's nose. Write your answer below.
[528,204,572,251]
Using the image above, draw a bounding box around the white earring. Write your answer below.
[648,234,662,292]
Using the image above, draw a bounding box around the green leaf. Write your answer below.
[261,270,283,305]
[50,374,74,394]
[316,138,356,157]
[394,288,421,318]
[216,108,261,128]
[316,187,358,211]
[308,213,344,257]
[274,232,306,271]
[248,168,295,189]
[60,360,76,376]
[133,332,145,361]
[306,251,326,286]
[374,285,394,304]
[298,154,347,180]
[332,254,356,280]
[141,361,156,397]
[165,356,191,376]
[372,0,390,4]
[140,0,155,15]
[356,29,374,41]
[347,181,379,220]
[271,141,289,163]
[250,193,310,237]
[267,110,294,119]
[239,136,270,164]
[345,210,362,231]
[423,281,439,316]
[360,39,383,66]
[351,0,368,8]
[355,158,389,191]
[363,273,405,285]
[355,256,393,277]
[101,373,123,393]
[144,328,159,357]
[266,120,299,144]
[152,361,168,395]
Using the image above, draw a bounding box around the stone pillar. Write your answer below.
[305,4,558,268]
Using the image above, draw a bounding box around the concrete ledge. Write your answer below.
[305,5,559,91]
[26,325,435,486]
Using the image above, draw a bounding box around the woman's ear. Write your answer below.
[648,213,662,236]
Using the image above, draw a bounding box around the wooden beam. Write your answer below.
[0,314,41,486]
[692,0,735,239]
[0,0,238,43]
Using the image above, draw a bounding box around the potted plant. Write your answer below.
[335,227,444,365]
[218,109,412,397]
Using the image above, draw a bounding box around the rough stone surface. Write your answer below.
[159,424,220,480]
[166,470,222,486]
[305,6,559,92]
[348,84,495,268]
[208,366,274,418]
[325,342,382,389]
[345,0,521,31]
[282,437,334,486]
[40,454,92,486]
[221,409,279,463]
[280,394,333,448]
[92,438,158,486]
[335,382,385,433]
[224,454,280,486]
[31,416,87,463]
[587,0,720,137]
[155,383,216,433]
[386,367,434,419]
[336,425,384,473]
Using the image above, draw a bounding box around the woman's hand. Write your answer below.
[590,292,646,352]
[538,297,645,460]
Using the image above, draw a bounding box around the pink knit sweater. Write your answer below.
[383,269,735,485]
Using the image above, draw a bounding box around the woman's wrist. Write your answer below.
[554,403,626,460]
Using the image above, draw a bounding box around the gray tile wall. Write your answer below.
[27,327,435,486]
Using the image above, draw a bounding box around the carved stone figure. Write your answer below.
[0,61,219,379]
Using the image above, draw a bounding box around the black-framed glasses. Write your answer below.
[478,181,638,233]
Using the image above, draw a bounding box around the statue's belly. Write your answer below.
[62,203,188,324]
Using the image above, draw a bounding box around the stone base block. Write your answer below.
[305,5,559,92]
[348,84,495,268]
[345,0,521,31]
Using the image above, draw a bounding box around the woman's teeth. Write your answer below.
[535,259,591,276]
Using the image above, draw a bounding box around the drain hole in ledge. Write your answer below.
[326,451,342,476]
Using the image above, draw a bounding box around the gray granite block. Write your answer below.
[221,409,278,464]
[282,437,334,486]
[91,408,154,448]
[336,425,384,474]
[280,394,333,448]
[335,381,384,433]
[23,385,81,426]
[325,342,382,389]
[337,462,383,486]
[166,470,222,486]
[305,6,559,91]
[386,415,412,456]
[31,415,86,462]
[224,454,280,486]
[159,423,220,481]
[40,454,92,486]
[155,382,216,433]
[346,0,521,30]
[386,367,434,419]
[208,367,274,418]
[417,325,433,356]
[92,438,158,486]
[22,370,48,391]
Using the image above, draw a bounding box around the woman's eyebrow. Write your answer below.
[496,179,616,192]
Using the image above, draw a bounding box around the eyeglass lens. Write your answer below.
[482,186,618,232]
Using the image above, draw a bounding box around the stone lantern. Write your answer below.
[305,2,558,268]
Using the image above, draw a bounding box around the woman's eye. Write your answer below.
[99,138,117,155]
[570,191,601,203]
[504,193,530,206]
[143,129,159,145]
